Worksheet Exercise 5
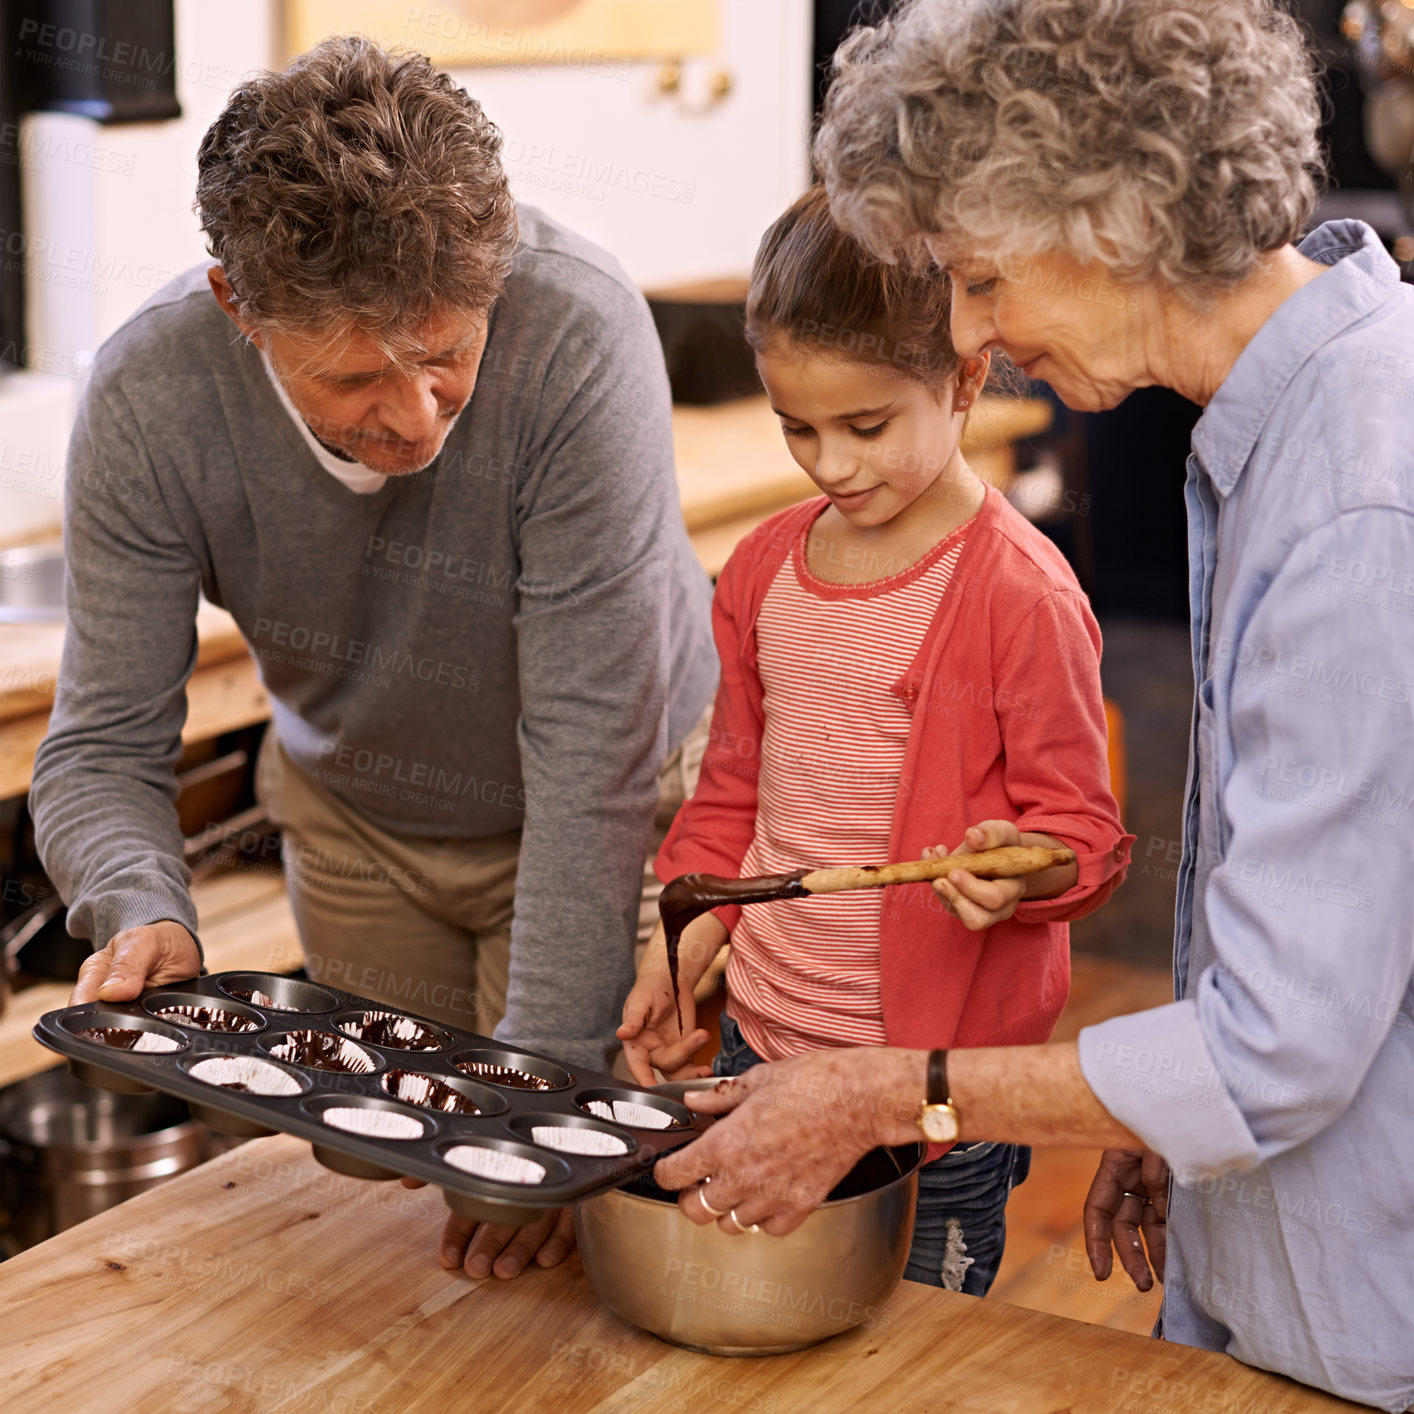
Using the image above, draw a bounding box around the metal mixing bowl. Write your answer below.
[575,1142,922,1356]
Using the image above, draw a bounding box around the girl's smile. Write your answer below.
[828,482,884,510]
[756,339,987,540]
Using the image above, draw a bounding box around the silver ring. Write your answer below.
[1121,1190,1153,1206]
[696,1183,728,1219]
[726,1208,761,1235]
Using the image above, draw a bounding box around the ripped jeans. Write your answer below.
[713,1013,1030,1295]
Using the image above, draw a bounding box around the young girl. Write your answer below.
[619,186,1131,1294]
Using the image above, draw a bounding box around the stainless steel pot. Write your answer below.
[0,1068,210,1253]
[575,1142,922,1356]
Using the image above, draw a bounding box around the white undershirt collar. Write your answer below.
[260,349,388,494]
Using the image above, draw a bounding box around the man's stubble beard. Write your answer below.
[320,404,468,476]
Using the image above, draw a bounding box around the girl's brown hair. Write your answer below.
[744,184,959,386]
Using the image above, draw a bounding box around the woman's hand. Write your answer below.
[926,820,1078,929]
[616,918,721,1086]
[651,1047,923,1236]
[1083,1147,1169,1292]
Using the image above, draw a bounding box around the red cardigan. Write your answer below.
[657,487,1134,1055]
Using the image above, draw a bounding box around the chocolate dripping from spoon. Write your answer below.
[658,870,812,1033]
[655,844,1077,1035]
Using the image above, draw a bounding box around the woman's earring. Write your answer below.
[955,395,972,410]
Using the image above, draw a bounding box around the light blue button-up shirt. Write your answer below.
[1077,221,1414,1412]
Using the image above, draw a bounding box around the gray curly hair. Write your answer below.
[196,36,518,369]
[814,0,1325,294]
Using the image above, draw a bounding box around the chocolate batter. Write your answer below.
[454,1060,562,1090]
[268,1030,375,1073]
[658,870,810,1030]
[383,1070,482,1114]
[154,1005,258,1033]
[342,1013,443,1051]
[228,988,278,1008]
[75,1026,161,1050]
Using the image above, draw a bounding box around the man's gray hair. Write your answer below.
[196,36,518,369]
[814,0,1324,295]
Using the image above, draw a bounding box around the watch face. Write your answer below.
[920,1104,959,1143]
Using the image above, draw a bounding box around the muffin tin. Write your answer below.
[33,971,705,1225]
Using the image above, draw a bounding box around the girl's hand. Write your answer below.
[617,918,723,1086]
[617,969,710,1086]
[925,820,1026,931]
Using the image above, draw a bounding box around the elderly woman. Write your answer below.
[653,2,1414,1409]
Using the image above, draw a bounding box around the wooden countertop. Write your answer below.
[0,1133,1364,1414]
[0,600,252,725]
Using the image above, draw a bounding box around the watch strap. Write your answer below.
[927,1049,950,1106]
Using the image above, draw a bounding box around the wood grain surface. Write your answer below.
[1,1131,1368,1414]
[0,601,249,723]
[0,653,270,802]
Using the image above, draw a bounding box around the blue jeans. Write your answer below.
[714,1013,1030,1294]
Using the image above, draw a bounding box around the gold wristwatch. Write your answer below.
[916,1049,960,1143]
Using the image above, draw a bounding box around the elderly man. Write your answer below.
[30,38,715,1279]
[652,2,1414,1410]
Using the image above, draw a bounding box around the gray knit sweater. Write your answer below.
[30,206,718,1071]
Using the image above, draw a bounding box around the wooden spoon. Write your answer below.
[660,845,1075,1029]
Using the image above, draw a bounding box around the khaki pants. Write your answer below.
[255,710,709,1037]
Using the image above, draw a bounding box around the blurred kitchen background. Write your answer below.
[0,0,1410,1326]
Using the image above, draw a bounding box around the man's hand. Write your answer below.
[1083,1147,1169,1292]
[400,1177,576,1279]
[70,921,202,1004]
[651,1048,922,1236]
[927,820,1078,929]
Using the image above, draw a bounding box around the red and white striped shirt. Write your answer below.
[728,516,971,1060]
